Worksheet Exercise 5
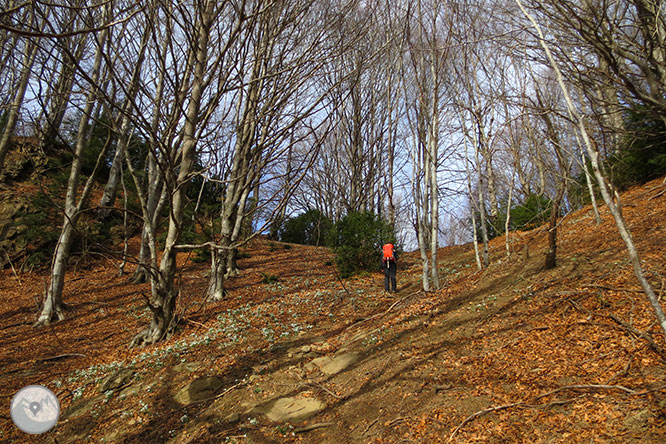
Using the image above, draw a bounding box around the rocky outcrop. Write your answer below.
[0,187,33,268]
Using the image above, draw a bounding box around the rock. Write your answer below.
[310,352,359,375]
[100,368,135,393]
[61,395,105,420]
[253,396,326,422]
[311,342,333,354]
[173,361,202,373]
[174,376,224,405]
[623,409,651,431]
[226,412,241,423]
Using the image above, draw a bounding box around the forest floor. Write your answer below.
[2,178,666,443]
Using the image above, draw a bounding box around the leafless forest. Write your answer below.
[1,0,665,344]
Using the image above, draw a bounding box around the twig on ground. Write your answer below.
[567,299,666,358]
[535,384,637,399]
[539,396,582,408]
[191,381,247,405]
[385,417,409,427]
[304,381,343,399]
[605,356,633,385]
[294,422,334,433]
[36,353,87,362]
[2,246,22,285]
[448,402,523,442]
[332,265,351,296]
[448,381,646,442]
[648,186,666,200]
[182,317,207,330]
[49,324,64,348]
[356,292,418,325]
[582,284,642,293]
[363,410,384,435]
[434,384,453,393]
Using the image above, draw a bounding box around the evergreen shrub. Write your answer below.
[279,209,332,246]
[327,211,395,278]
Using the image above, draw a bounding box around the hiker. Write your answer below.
[382,243,397,292]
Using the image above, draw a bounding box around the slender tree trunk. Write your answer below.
[412,129,430,291]
[472,120,490,267]
[428,105,440,290]
[35,11,111,326]
[505,177,514,258]
[544,184,564,269]
[40,33,86,148]
[517,0,666,340]
[130,8,170,284]
[99,15,152,216]
[208,9,271,300]
[580,149,601,224]
[132,0,215,345]
[0,38,38,176]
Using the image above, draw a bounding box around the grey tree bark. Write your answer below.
[517,0,666,340]
[35,6,113,326]
[0,29,38,176]
[131,0,217,346]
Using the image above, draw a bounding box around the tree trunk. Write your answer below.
[428,107,440,290]
[35,9,111,326]
[505,178,514,258]
[517,0,666,341]
[472,123,490,268]
[544,184,564,269]
[130,7,170,284]
[580,150,601,224]
[0,38,38,176]
[207,9,271,300]
[99,14,152,217]
[132,0,215,345]
[40,32,86,148]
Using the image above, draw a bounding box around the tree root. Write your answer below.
[129,327,161,348]
[33,308,65,328]
[128,269,147,284]
[448,383,651,442]
[294,422,334,433]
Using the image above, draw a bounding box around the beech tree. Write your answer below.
[206,0,364,300]
[0,5,40,175]
[403,0,456,290]
[516,0,666,340]
[36,3,114,326]
[127,0,239,345]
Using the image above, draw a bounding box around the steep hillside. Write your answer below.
[1,178,666,443]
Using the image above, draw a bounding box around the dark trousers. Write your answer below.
[384,260,397,292]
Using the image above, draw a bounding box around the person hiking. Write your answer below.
[382,243,397,293]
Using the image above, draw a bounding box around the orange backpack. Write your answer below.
[382,243,395,262]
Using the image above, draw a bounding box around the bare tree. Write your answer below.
[35,4,113,326]
[127,0,239,345]
[207,0,360,300]
[98,6,154,217]
[516,0,666,340]
[0,5,40,176]
[404,0,456,290]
